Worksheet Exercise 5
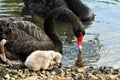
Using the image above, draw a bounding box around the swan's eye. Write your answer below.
[6,27,12,33]
[6,23,9,27]
[4,23,11,33]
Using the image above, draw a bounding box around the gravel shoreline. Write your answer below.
[0,63,120,80]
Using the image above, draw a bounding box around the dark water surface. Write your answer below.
[0,0,120,68]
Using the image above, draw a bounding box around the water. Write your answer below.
[0,0,120,69]
[83,0,120,69]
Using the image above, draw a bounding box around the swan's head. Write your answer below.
[73,22,85,54]
[0,20,12,40]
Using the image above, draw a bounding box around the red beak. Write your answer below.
[77,32,84,51]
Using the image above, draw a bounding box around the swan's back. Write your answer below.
[23,0,67,17]
[22,0,94,21]
[8,18,48,41]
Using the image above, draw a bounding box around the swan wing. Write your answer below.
[0,18,54,59]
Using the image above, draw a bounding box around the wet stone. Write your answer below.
[112,69,120,75]
[4,74,10,80]
[99,66,114,74]
[71,66,78,72]
[23,69,30,76]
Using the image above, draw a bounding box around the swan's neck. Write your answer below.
[44,18,62,53]
[44,7,85,53]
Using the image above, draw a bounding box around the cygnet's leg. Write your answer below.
[0,39,22,65]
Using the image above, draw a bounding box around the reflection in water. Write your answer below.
[0,0,120,68]
[82,34,103,66]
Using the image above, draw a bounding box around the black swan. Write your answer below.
[22,0,94,21]
[0,7,85,67]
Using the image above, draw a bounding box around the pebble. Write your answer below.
[0,63,119,80]
[4,74,10,79]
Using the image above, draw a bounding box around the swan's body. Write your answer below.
[0,7,85,66]
[24,50,62,71]
[0,18,57,61]
[22,0,94,21]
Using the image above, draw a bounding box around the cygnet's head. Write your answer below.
[49,51,62,64]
